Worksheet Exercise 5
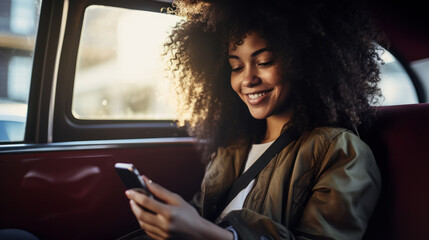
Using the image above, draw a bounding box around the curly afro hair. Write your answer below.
[164,0,385,161]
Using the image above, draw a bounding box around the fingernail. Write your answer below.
[142,175,152,184]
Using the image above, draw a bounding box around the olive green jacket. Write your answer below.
[196,127,381,240]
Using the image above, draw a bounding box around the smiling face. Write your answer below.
[229,32,290,120]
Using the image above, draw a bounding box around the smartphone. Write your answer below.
[114,162,154,198]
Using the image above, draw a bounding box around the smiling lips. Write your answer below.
[245,90,272,105]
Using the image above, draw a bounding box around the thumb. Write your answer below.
[143,176,180,205]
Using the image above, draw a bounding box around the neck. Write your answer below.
[260,110,293,143]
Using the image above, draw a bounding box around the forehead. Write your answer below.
[228,32,268,55]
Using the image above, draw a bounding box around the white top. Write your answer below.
[216,141,274,222]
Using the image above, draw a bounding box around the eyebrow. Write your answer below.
[228,47,269,59]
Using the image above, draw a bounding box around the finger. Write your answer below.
[145,232,163,240]
[129,199,163,227]
[139,220,169,240]
[143,176,180,205]
[146,231,167,240]
[127,190,169,215]
[130,200,170,240]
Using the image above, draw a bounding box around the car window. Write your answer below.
[0,0,41,142]
[376,48,419,106]
[410,58,429,103]
[72,5,181,120]
[72,6,419,118]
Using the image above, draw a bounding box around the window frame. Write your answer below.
[52,0,187,142]
[23,0,61,144]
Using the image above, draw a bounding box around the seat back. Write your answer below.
[361,103,429,239]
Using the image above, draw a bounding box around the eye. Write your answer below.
[230,66,243,72]
[257,61,273,68]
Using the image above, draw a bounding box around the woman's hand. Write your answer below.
[125,176,233,240]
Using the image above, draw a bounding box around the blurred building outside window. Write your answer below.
[73,5,181,120]
[0,0,41,142]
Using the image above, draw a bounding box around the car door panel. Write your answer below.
[0,141,204,239]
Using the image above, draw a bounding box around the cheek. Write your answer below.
[271,67,284,85]
[271,71,287,96]
[277,82,291,105]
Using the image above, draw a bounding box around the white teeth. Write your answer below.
[248,91,267,99]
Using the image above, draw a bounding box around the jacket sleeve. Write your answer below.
[219,131,381,240]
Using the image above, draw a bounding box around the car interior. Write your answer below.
[0,0,428,239]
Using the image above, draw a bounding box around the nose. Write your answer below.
[242,66,261,88]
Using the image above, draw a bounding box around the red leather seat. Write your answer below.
[361,103,429,239]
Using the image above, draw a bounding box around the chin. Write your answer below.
[249,110,271,120]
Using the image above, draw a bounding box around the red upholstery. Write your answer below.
[361,103,429,239]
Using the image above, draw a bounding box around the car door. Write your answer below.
[0,0,204,239]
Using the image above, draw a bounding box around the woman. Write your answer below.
[123,0,383,239]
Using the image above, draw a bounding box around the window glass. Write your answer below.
[410,58,429,103]
[376,48,419,106]
[73,6,181,120]
[0,0,41,142]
